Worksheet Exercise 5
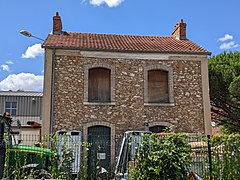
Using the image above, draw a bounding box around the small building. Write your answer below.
[0,91,42,145]
[42,12,212,172]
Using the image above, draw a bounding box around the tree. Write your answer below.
[209,51,240,133]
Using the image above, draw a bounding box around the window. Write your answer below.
[5,102,17,115]
[84,63,115,104]
[148,70,169,103]
[88,68,111,102]
[144,65,174,105]
[149,125,166,133]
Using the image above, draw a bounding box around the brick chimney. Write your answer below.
[53,12,62,35]
[172,19,186,40]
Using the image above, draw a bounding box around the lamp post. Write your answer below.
[20,30,46,141]
[20,30,55,145]
[20,30,44,41]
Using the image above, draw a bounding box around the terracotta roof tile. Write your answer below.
[42,32,210,55]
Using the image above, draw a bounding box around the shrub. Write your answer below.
[132,133,192,180]
[210,134,240,179]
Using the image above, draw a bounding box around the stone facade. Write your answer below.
[41,13,212,171]
[52,52,206,136]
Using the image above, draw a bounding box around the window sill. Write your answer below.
[144,103,175,107]
[83,102,116,106]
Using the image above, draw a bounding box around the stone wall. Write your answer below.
[53,54,204,136]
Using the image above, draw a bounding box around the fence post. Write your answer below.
[0,121,6,179]
[207,135,212,180]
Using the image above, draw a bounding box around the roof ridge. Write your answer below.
[66,32,173,38]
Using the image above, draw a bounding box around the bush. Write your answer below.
[132,133,192,180]
[211,134,240,179]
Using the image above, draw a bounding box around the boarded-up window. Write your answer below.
[88,68,111,102]
[148,70,169,103]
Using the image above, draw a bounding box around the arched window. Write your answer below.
[88,68,111,102]
[148,70,169,103]
[149,125,166,133]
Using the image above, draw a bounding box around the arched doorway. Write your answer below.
[87,125,111,179]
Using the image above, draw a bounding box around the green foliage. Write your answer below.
[78,142,90,180]
[50,134,77,179]
[58,140,74,179]
[132,133,192,180]
[210,134,240,179]
[209,51,240,133]
[4,134,77,179]
[49,134,60,179]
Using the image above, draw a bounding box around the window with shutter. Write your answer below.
[88,68,111,102]
[148,70,169,103]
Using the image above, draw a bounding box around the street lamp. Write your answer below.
[20,29,55,142]
[20,30,44,41]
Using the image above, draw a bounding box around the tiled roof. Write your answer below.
[0,91,43,97]
[42,32,210,55]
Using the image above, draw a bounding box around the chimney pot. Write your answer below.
[172,19,187,40]
[53,12,62,35]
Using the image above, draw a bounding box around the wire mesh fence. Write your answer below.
[1,132,240,179]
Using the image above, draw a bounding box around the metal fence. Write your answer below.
[1,133,123,179]
[2,133,240,179]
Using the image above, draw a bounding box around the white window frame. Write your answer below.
[5,101,17,115]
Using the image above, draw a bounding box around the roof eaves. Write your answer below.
[42,45,211,55]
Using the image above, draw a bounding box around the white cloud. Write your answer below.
[90,0,124,7]
[0,73,43,91]
[218,34,233,42]
[5,60,14,65]
[21,43,44,59]
[1,65,10,72]
[219,41,240,50]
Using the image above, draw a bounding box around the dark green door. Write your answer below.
[87,125,111,180]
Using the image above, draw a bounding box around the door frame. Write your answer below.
[83,121,115,167]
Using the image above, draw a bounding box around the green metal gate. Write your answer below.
[87,125,111,180]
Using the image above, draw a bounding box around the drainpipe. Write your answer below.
[49,48,56,146]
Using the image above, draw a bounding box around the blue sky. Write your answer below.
[0,0,239,91]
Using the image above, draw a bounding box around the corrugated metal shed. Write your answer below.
[0,91,43,97]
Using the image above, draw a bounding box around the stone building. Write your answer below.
[42,12,211,171]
